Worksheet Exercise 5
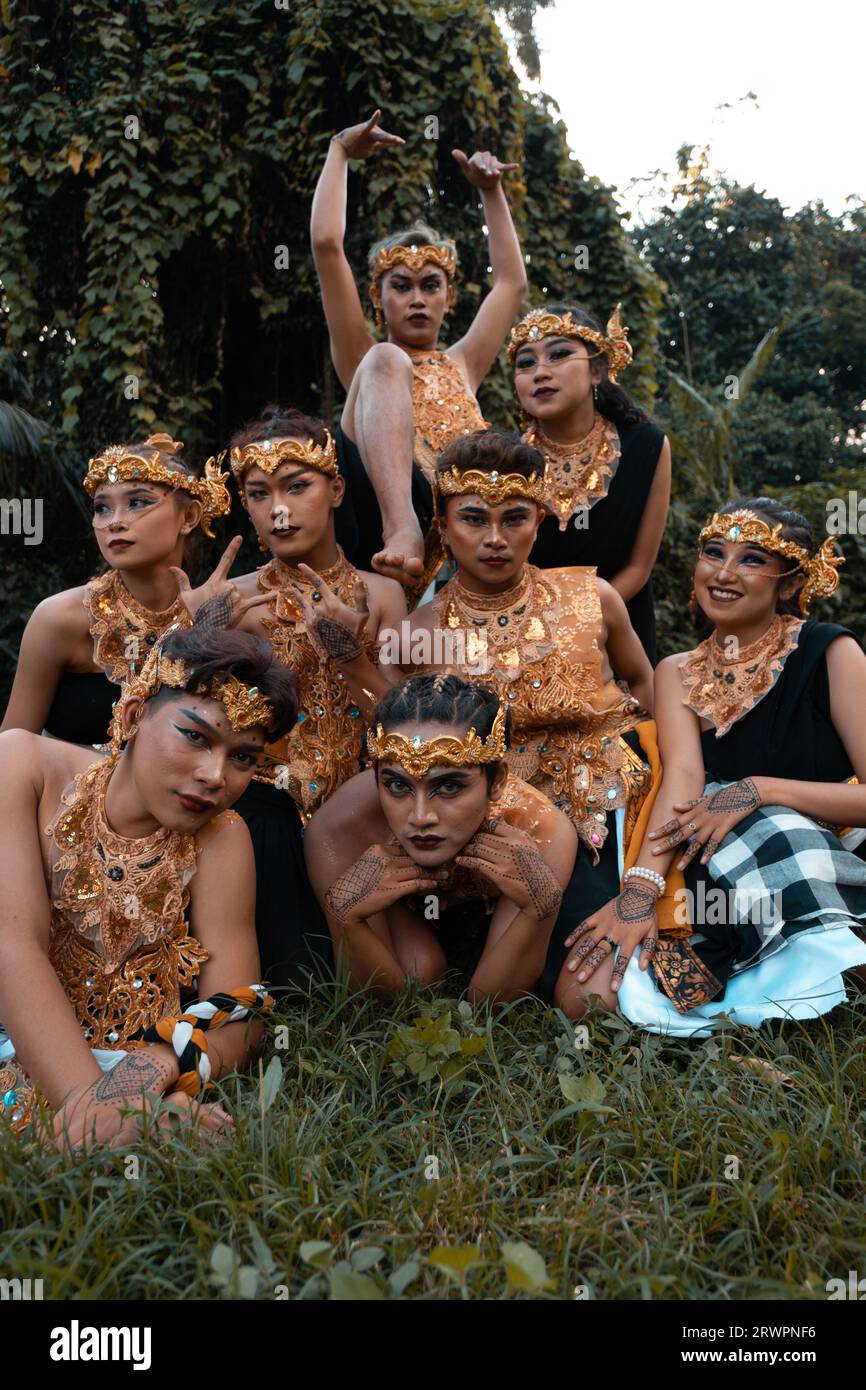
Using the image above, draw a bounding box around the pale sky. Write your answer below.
[515,0,864,223]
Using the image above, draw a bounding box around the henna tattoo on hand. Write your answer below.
[315,616,363,666]
[640,936,657,959]
[512,846,562,919]
[705,778,760,814]
[193,591,233,631]
[325,850,385,921]
[94,1054,166,1102]
[612,951,631,983]
[704,837,721,858]
[613,883,658,924]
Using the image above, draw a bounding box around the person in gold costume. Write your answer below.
[311,107,526,588]
[305,674,577,1003]
[323,430,657,1006]
[172,405,406,986]
[559,498,866,1034]
[0,627,298,1148]
[510,303,671,662]
[2,433,235,746]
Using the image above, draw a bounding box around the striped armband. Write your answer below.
[137,985,274,1096]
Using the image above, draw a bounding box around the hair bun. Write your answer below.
[145,433,184,455]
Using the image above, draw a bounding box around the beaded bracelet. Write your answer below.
[136,985,274,1097]
[622,865,666,895]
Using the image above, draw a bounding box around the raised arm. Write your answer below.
[311,110,404,389]
[447,149,527,393]
[599,577,654,713]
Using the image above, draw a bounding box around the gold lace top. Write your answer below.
[83,570,191,684]
[409,350,489,482]
[423,566,649,858]
[45,758,207,1047]
[2,758,208,1135]
[524,414,621,530]
[256,549,375,820]
[679,616,804,738]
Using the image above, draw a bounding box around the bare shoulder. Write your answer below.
[406,593,438,633]
[826,633,866,677]
[305,769,385,864]
[0,730,102,816]
[656,650,692,678]
[26,585,90,641]
[196,808,254,861]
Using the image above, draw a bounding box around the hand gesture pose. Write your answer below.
[171,536,272,631]
[335,109,406,161]
[325,842,446,926]
[648,777,764,871]
[456,820,563,921]
[562,880,660,993]
[289,561,371,667]
[451,148,520,190]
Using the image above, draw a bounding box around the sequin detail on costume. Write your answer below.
[679,616,804,738]
[409,350,489,482]
[256,548,374,819]
[83,570,191,686]
[426,566,649,859]
[525,414,621,530]
[5,759,207,1135]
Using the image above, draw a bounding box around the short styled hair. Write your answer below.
[149,627,298,741]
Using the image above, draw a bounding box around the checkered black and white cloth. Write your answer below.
[702,781,866,975]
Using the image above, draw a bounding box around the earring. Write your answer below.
[258,534,269,554]
[592,384,599,406]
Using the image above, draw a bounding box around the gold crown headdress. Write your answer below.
[366,700,508,778]
[227,432,338,504]
[368,242,458,326]
[698,509,844,615]
[434,463,548,511]
[84,438,231,538]
[110,625,276,751]
[508,305,633,381]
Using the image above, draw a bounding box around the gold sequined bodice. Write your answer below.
[409,350,489,482]
[425,566,648,856]
[84,570,191,684]
[256,549,373,819]
[45,759,207,1049]
[2,759,208,1135]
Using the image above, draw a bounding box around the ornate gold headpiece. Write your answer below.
[84,439,231,538]
[110,626,276,750]
[434,463,548,509]
[227,432,338,497]
[508,304,633,380]
[698,510,844,615]
[366,700,508,778]
[369,242,457,286]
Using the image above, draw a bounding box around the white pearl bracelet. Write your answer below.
[622,866,666,894]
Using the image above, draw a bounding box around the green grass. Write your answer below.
[2,977,865,1301]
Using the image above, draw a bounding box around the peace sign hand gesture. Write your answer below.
[335,109,406,160]
[451,148,520,190]
[171,536,272,631]
[290,561,371,667]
